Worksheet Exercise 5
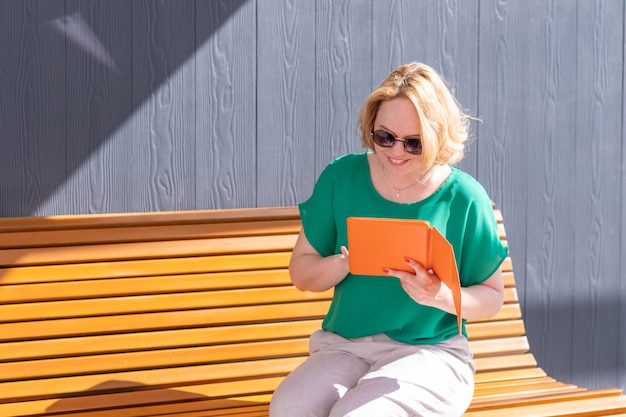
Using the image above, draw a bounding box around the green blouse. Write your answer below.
[299,152,508,344]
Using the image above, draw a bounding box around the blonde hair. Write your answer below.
[358,62,473,170]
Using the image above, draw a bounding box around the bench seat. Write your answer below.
[0,206,624,416]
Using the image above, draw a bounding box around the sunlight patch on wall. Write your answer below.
[49,12,120,74]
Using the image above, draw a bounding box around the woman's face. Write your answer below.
[372,97,423,176]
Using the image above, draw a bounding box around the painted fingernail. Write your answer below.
[404,258,410,263]
[383,268,390,274]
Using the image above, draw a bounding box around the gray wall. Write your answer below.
[1,0,624,393]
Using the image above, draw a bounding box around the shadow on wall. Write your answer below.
[522,295,625,392]
[0,1,248,216]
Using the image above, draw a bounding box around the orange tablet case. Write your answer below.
[346,217,463,333]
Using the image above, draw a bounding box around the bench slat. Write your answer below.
[464,393,626,416]
[0,206,301,233]
[475,368,548,384]
[470,336,529,357]
[472,384,583,403]
[502,271,514,287]
[0,339,310,382]
[0,381,280,417]
[466,319,526,339]
[0,235,298,267]
[0,252,292,285]
[471,303,522,322]
[0,356,304,403]
[503,287,517,302]
[469,388,625,411]
[1,220,302,249]
[501,258,512,273]
[2,235,508,269]
[0,357,304,402]
[0,269,294,303]
[475,376,557,390]
[0,320,323,362]
[163,410,270,417]
[0,301,332,342]
[0,286,332,322]
[473,354,538,373]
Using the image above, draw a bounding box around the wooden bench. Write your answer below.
[0,205,625,417]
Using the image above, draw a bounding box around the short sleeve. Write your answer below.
[458,198,509,287]
[298,163,338,257]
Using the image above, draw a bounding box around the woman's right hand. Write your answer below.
[288,231,350,292]
[337,245,350,271]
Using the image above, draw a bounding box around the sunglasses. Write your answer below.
[370,130,422,155]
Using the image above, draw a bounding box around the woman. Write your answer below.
[269,62,508,417]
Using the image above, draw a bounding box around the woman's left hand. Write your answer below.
[384,257,450,309]
[385,259,506,320]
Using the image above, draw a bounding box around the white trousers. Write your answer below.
[269,330,475,417]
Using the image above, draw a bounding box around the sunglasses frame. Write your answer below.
[370,130,422,155]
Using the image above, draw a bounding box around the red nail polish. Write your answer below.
[383,268,389,274]
[404,258,410,263]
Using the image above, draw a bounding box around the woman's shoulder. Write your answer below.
[449,167,488,191]
[446,167,493,205]
[329,152,367,167]
[322,152,368,176]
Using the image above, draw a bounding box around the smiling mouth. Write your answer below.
[387,156,409,166]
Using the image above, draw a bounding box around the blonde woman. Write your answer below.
[270,62,508,417]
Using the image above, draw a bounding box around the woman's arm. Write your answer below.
[289,229,350,292]
[386,259,505,321]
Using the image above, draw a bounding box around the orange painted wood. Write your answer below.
[0,339,310,381]
[0,382,278,417]
[0,286,331,322]
[0,268,294,303]
[0,205,623,416]
[0,300,332,342]
[471,384,584,405]
[474,368,549,384]
[467,320,526,339]
[0,219,302,249]
[464,393,626,416]
[470,336,530,357]
[474,353,538,373]
[0,356,304,402]
[0,234,298,266]
[0,252,292,285]
[468,388,626,412]
[0,206,301,233]
[502,271,515,286]
[474,376,557,391]
[0,320,323,362]
[472,303,522,322]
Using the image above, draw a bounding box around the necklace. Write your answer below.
[381,164,436,198]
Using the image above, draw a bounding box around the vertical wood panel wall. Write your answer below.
[0,0,624,394]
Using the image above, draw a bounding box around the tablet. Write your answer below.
[346,216,462,333]
[346,217,431,276]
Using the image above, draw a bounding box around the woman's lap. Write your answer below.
[269,330,474,417]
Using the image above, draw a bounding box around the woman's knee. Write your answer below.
[269,373,337,417]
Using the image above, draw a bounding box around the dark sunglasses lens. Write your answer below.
[372,131,395,147]
[405,139,422,155]
[372,130,422,154]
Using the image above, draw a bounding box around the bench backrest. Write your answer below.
[0,206,529,416]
